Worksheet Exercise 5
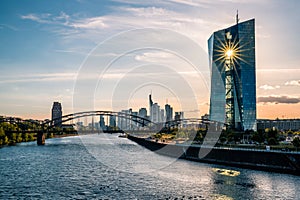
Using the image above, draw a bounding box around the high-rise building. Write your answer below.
[138,108,147,118]
[99,115,105,130]
[208,16,256,130]
[118,109,132,130]
[160,109,165,122]
[174,112,184,121]
[109,115,116,127]
[165,104,173,121]
[149,93,153,120]
[131,111,138,129]
[151,103,160,123]
[51,102,62,127]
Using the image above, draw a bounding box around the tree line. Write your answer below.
[154,126,300,149]
[0,120,76,147]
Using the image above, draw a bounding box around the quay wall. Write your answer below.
[127,134,300,175]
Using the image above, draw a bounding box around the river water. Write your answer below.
[0,134,299,199]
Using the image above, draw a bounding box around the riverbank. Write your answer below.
[127,134,300,175]
[53,133,79,138]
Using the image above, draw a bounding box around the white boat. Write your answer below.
[118,133,127,138]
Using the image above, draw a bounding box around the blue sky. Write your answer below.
[0,0,299,119]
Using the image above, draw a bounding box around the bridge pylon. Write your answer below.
[37,131,45,145]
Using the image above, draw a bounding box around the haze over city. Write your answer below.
[0,0,299,120]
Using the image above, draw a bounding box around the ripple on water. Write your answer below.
[0,134,299,199]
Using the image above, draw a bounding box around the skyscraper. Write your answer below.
[208,16,256,131]
[51,102,62,127]
[138,108,147,118]
[149,93,153,120]
[109,115,116,127]
[151,103,160,123]
[99,115,105,130]
[165,104,173,121]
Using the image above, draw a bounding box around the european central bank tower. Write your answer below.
[208,16,256,131]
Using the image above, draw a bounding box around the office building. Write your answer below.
[138,108,147,119]
[152,103,160,123]
[149,93,153,120]
[99,115,105,130]
[208,15,256,130]
[257,119,300,131]
[109,115,116,127]
[165,104,173,121]
[51,102,62,127]
[174,112,184,121]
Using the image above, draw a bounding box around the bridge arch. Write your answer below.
[45,110,157,130]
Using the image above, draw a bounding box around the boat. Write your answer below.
[212,168,240,177]
[118,133,127,138]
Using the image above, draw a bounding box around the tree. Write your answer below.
[9,133,17,145]
[219,137,226,144]
[0,127,8,146]
[286,130,294,136]
[28,133,35,141]
[22,133,29,142]
[16,133,23,143]
[251,131,264,143]
[292,137,300,148]
[268,137,277,145]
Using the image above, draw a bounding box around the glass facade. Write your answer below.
[208,19,256,131]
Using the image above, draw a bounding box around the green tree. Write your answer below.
[28,133,35,141]
[268,137,277,145]
[292,137,300,148]
[22,133,29,142]
[251,131,264,143]
[219,137,226,144]
[47,132,54,138]
[16,133,23,143]
[286,130,294,136]
[0,127,8,146]
[9,133,17,145]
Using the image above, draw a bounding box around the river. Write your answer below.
[0,134,299,199]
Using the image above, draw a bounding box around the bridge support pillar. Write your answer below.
[37,132,45,145]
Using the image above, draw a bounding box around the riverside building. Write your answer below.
[208,14,256,131]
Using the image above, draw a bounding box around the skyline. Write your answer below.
[1,0,300,120]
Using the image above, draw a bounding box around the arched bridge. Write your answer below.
[2,111,214,145]
[46,110,156,128]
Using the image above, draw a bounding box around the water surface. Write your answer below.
[0,134,299,199]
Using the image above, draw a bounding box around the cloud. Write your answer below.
[0,73,76,84]
[0,24,18,31]
[135,51,174,62]
[21,12,70,25]
[259,84,280,90]
[285,80,300,86]
[166,0,209,7]
[19,6,216,48]
[71,17,108,29]
[258,96,300,104]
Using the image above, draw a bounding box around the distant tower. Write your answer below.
[165,104,173,121]
[51,102,62,127]
[109,115,116,127]
[149,93,153,120]
[152,103,160,123]
[138,108,147,118]
[99,115,105,130]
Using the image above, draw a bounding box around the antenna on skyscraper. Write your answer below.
[236,10,239,24]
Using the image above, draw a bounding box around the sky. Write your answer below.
[0,0,299,120]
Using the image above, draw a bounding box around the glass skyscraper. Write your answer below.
[208,18,256,131]
[51,101,62,127]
